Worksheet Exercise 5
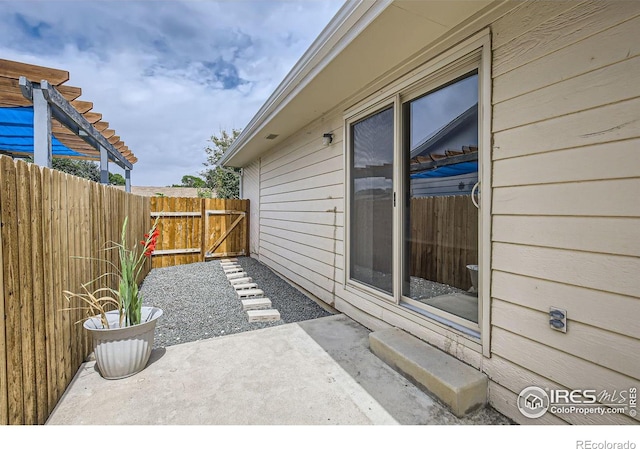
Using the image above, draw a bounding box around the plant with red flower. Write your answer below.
[64,216,160,328]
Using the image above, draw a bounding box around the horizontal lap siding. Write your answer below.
[489,0,640,424]
[242,159,261,257]
[256,110,486,364]
[258,115,344,306]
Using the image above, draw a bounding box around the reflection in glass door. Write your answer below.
[402,72,480,324]
[349,106,394,295]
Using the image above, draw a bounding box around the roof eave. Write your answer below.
[218,0,393,167]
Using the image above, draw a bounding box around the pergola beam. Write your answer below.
[19,77,133,171]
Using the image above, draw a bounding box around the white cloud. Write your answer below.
[0,0,344,185]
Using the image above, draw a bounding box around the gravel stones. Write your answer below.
[140,257,332,348]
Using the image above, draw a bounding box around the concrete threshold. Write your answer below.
[369,328,487,418]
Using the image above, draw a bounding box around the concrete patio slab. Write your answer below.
[46,314,511,425]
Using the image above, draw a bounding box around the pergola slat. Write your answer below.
[93,121,108,131]
[82,112,101,123]
[0,59,69,85]
[70,100,92,114]
[51,121,75,135]
[56,85,82,102]
[54,135,98,151]
[0,79,82,106]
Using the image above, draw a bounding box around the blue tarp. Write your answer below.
[410,161,477,179]
[0,106,84,157]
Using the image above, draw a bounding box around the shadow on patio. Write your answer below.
[46,314,510,425]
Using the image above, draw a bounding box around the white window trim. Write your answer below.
[343,29,492,356]
[344,97,397,304]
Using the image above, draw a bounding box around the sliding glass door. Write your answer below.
[349,106,394,295]
[345,35,490,337]
[402,72,480,325]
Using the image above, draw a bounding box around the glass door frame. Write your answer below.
[343,30,492,354]
[344,97,398,303]
[397,65,482,336]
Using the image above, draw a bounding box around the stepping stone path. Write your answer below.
[220,258,281,323]
[229,277,252,285]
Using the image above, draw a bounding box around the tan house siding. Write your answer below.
[257,114,344,305]
[486,0,640,424]
[234,0,640,425]
[242,159,261,257]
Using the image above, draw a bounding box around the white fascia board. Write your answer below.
[218,0,393,167]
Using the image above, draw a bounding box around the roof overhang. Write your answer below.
[220,0,511,168]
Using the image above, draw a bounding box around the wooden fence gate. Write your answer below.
[149,197,249,268]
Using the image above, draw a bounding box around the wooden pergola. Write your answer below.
[0,59,137,190]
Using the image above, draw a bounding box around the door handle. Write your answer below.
[471,181,480,209]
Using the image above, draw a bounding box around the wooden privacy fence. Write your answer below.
[410,195,478,290]
[0,156,150,425]
[352,194,477,291]
[149,197,249,268]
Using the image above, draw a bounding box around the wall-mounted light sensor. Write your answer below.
[322,133,333,146]
[549,307,567,333]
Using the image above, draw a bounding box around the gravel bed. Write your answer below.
[141,257,332,348]
[351,265,469,299]
[409,276,469,300]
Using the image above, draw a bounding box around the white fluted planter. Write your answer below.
[83,307,163,380]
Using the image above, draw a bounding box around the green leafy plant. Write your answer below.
[173,175,206,188]
[63,216,159,328]
[201,128,242,199]
[196,187,214,198]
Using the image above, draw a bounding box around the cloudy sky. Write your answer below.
[0,0,344,186]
